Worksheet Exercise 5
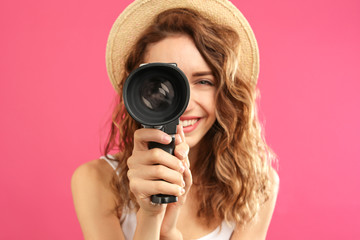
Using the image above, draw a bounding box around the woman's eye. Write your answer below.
[197,80,214,86]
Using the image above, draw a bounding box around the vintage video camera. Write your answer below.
[123,63,190,204]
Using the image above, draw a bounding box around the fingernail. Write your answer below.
[179,165,185,173]
[182,179,186,187]
[180,188,185,195]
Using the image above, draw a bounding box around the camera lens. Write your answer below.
[123,63,189,126]
[140,77,175,112]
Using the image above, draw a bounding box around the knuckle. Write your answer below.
[127,159,132,169]
[133,134,138,142]
[133,129,140,138]
[127,169,133,180]
[150,148,162,160]
[154,165,164,176]
[127,155,136,168]
[128,180,137,193]
[133,129,142,141]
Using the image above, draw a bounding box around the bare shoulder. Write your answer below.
[71,158,118,211]
[71,159,124,239]
[231,167,279,240]
[71,158,117,210]
[71,159,114,190]
[269,166,280,196]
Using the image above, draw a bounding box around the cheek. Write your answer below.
[203,94,217,124]
[194,88,216,116]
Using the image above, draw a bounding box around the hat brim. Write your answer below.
[106,0,259,92]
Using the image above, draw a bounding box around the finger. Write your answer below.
[183,166,192,193]
[174,133,182,145]
[160,163,192,233]
[174,125,190,163]
[177,125,186,143]
[174,142,189,161]
[129,165,185,188]
[127,149,185,173]
[177,125,190,168]
[177,166,192,204]
[130,179,185,198]
[133,128,172,151]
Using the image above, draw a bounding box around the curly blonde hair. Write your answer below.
[104,8,276,226]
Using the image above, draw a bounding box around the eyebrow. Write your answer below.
[192,71,214,77]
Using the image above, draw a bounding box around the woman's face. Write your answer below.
[144,35,217,149]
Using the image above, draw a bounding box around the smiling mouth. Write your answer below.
[180,119,199,128]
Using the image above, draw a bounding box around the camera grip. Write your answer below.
[148,136,175,155]
[149,136,178,204]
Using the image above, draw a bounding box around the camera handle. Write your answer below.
[143,120,179,204]
[148,136,175,155]
[149,137,178,204]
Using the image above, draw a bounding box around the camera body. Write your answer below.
[123,62,190,204]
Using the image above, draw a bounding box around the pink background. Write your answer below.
[1,0,359,239]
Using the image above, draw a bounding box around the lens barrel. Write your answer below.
[123,63,190,127]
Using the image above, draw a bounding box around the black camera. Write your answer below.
[123,62,190,204]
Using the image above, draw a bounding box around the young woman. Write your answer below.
[72,1,279,239]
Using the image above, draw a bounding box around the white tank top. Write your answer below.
[101,156,235,240]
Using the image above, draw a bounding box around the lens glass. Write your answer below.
[140,77,175,112]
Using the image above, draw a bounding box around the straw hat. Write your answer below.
[106,0,259,92]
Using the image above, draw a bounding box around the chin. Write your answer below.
[185,135,206,150]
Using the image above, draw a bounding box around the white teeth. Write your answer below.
[180,119,198,127]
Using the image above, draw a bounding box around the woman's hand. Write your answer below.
[127,124,191,213]
[160,125,192,240]
[127,125,192,239]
